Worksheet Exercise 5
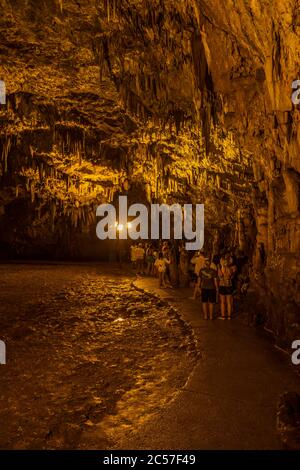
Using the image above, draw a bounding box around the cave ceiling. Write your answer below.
[0,0,300,244]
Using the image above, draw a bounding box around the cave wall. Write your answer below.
[193,0,300,345]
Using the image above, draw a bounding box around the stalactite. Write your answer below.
[38,163,44,182]
[30,181,35,203]
[107,0,110,21]
[2,136,11,173]
[51,200,57,232]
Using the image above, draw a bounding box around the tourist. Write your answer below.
[191,250,205,299]
[152,246,159,275]
[161,241,171,284]
[218,253,237,320]
[154,252,170,288]
[179,243,189,287]
[211,254,219,271]
[168,242,179,287]
[130,243,137,269]
[135,243,145,274]
[145,244,155,275]
[199,256,218,320]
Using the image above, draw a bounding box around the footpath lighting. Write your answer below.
[114,221,124,232]
[114,221,132,232]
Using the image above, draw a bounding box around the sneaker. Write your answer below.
[218,316,226,320]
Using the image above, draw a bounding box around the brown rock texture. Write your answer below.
[0,0,299,343]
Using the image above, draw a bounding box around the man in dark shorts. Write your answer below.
[199,257,218,320]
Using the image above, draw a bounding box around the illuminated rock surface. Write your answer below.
[0,1,299,343]
[0,264,197,449]
[0,0,300,449]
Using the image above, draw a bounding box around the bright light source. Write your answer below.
[127,222,132,229]
[117,224,124,232]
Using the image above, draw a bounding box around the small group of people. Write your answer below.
[129,241,249,320]
[130,241,172,287]
[192,251,241,320]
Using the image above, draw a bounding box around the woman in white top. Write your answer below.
[154,252,170,288]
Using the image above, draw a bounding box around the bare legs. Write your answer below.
[227,295,233,318]
[220,295,226,319]
[193,279,200,299]
[220,294,233,319]
[137,260,144,275]
[158,272,166,288]
[202,302,214,320]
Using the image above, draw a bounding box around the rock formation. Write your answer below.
[0,0,299,344]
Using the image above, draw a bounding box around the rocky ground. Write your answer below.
[0,263,198,450]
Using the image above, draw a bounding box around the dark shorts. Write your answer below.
[219,286,233,296]
[201,289,216,304]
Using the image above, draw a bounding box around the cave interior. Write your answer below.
[0,1,300,349]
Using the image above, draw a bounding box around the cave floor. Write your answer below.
[0,263,197,450]
[0,263,299,450]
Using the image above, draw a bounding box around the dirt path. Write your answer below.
[115,277,300,450]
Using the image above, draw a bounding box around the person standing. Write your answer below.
[136,243,145,274]
[218,254,237,320]
[154,252,170,288]
[162,242,171,285]
[145,244,155,275]
[130,244,137,270]
[199,257,218,320]
[179,244,189,287]
[191,250,206,299]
